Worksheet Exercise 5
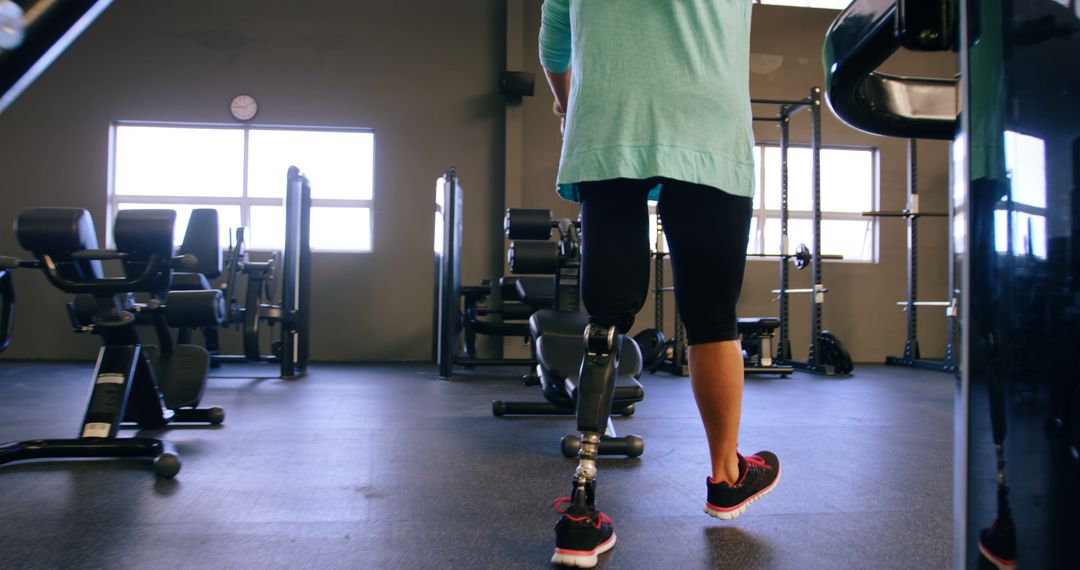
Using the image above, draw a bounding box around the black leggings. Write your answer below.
[578,178,752,345]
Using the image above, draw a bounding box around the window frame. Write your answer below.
[749,141,880,264]
[107,121,376,253]
[648,143,880,264]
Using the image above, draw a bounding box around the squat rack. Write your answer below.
[753,87,846,375]
[863,139,957,372]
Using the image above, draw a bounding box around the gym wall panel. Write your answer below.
[507,5,958,364]
[0,0,506,361]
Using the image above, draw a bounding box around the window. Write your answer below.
[754,145,877,262]
[995,130,1048,259]
[650,144,878,263]
[110,123,374,252]
[754,0,851,9]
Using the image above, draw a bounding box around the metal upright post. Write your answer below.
[903,138,920,363]
[778,113,792,362]
[655,218,664,331]
[807,87,823,369]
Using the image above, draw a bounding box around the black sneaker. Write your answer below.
[551,495,616,568]
[704,451,781,520]
[979,518,1018,569]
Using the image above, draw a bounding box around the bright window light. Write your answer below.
[822,219,874,260]
[763,147,813,211]
[820,148,874,212]
[757,144,876,261]
[114,126,243,197]
[248,205,284,251]
[110,123,374,253]
[248,129,374,200]
[997,130,1048,259]
[752,146,763,210]
[649,144,877,262]
[763,218,813,255]
[310,207,371,251]
[1004,130,1046,208]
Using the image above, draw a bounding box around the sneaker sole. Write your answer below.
[551,532,617,568]
[703,467,782,520]
[978,541,1019,569]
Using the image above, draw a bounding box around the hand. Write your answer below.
[553,99,567,138]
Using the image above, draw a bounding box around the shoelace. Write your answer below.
[552,497,612,528]
[745,454,767,469]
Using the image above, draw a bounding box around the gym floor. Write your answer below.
[0,362,952,569]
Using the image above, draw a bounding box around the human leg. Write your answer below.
[657,179,779,518]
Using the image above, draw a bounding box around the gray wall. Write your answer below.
[0,0,505,361]
[1,2,957,364]
[508,4,958,363]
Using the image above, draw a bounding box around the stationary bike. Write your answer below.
[0,208,225,478]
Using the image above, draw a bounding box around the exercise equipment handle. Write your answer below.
[822,0,957,140]
[37,252,170,294]
[0,256,38,269]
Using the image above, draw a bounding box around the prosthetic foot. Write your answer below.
[552,324,619,568]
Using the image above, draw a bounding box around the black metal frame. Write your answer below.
[649,217,689,376]
[212,166,311,379]
[0,268,12,352]
[754,89,847,375]
[866,139,957,372]
[0,211,189,478]
[432,168,535,380]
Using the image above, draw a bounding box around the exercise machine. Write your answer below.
[164,166,312,379]
[0,208,226,478]
[825,1,1079,566]
[492,208,645,458]
[432,167,546,380]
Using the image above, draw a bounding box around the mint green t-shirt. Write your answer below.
[539,0,755,202]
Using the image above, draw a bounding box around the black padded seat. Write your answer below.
[535,334,644,386]
[170,272,212,291]
[471,321,530,337]
[737,317,781,332]
[530,309,588,340]
[14,208,104,280]
[177,209,222,279]
[513,276,556,309]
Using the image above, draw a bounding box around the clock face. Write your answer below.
[230,94,258,121]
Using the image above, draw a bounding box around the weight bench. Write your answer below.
[738,317,794,376]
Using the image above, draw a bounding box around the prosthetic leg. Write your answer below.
[570,323,620,512]
[979,362,1018,569]
[552,323,620,568]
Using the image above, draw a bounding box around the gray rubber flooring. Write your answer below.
[0,361,953,569]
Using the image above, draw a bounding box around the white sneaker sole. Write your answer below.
[551,532,617,568]
[704,467,782,520]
